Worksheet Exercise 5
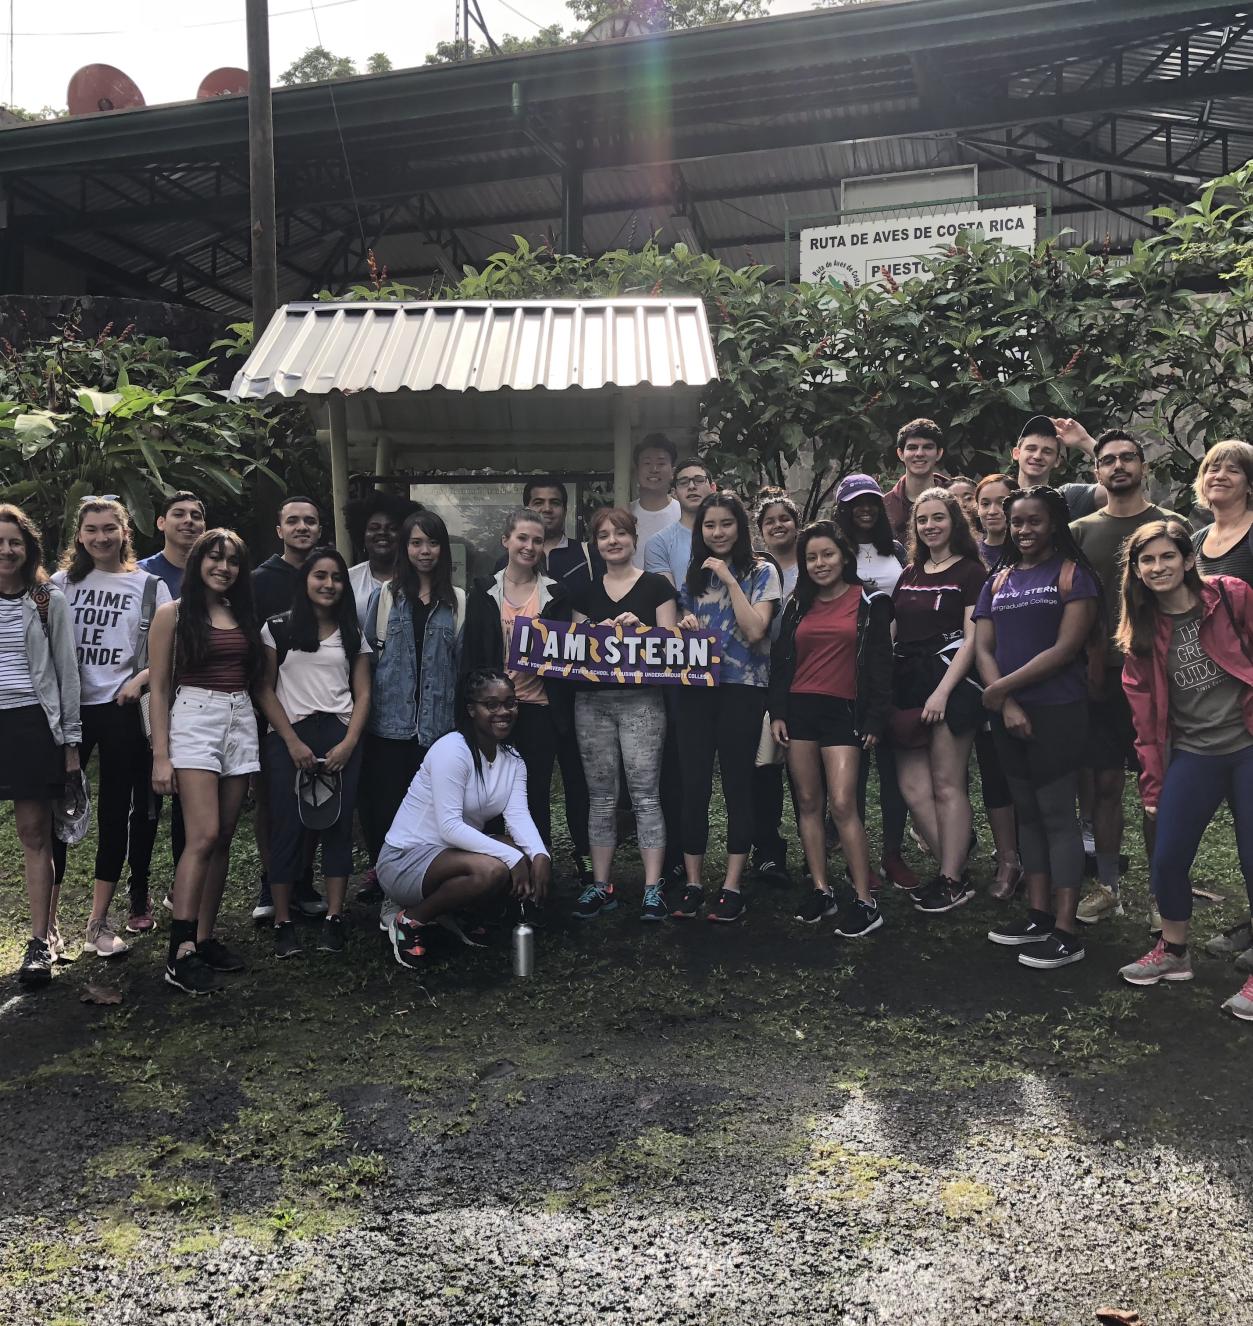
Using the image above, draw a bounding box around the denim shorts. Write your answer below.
[169,686,260,777]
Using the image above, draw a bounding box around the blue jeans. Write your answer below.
[1152,744,1253,923]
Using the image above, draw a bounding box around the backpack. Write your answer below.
[30,581,52,637]
[989,559,1106,693]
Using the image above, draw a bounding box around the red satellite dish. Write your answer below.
[67,64,146,115]
[197,67,249,99]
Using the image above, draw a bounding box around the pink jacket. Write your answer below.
[1122,575,1253,811]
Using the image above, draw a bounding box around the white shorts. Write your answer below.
[169,686,260,778]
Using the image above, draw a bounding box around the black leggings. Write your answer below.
[857,741,908,855]
[53,701,157,909]
[512,702,590,855]
[678,684,766,857]
[975,725,1013,813]
[358,732,426,864]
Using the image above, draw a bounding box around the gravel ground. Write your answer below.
[2,804,1252,1325]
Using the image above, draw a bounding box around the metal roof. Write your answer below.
[230,298,718,401]
[2,0,1252,311]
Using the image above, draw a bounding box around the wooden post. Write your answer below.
[329,394,351,557]
[612,391,632,508]
[374,435,393,491]
[246,0,278,336]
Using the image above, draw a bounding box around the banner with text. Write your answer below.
[507,618,721,687]
[800,205,1036,287]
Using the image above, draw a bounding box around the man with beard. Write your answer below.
[1070,430,1181,928]
[494,478,600,591]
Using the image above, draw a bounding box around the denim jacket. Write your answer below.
[365,584,464,745]
[15,584,82,746]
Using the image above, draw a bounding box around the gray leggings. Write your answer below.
[574,689,667,852]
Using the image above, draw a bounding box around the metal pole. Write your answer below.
[562,164,584,256]
[246,0,278,337]
[329,394,352,557]
[612,391,632,508]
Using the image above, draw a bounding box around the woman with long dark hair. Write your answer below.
[569,507,677,922]
[0,505,81,986]
[833,475,913,890]
[769,521,892,936]
[52,497,171,957]
[360,508,464,868]
[1115,520,1253,1021]
[256,547,371,958]
[149,529,263,995]
[380,670,551,970]
[461,508,586,873]
[890,487,987,915]
[673,491,782,923]
[975,487,1101,970]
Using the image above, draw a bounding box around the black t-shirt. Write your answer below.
[410,598,431,702]
[572,571,677,627]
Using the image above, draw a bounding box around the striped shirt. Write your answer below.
[0,593,37,710]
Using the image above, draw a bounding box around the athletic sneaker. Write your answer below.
[1222,975,1253,1021]
[356,868,383,904]
[125,909,155,935]
[1236,946,1253,976]
[881,853,921,891]
[833,899,883,938]
[573,882,617,920]
[436,913,490,947]
[707,888,746,923]
[274,922,302,960]
[913,876,974,914]
[571,854,595,890]
[18,938,52,988]
[196,937,245,972]
[293,887,329,918]
[389,912,430,970]
[669,884,704,919]
[46,923,71,964]
[753,854,791,885]
[988,915,1054,947]
[162,893,174,913]
[164,952,221,996]
[1076,885,1123,924]
[252,878,275,923]
[1205,920,1253,958]
[1081,819,1096,855]
[1018,931,1085,969]
[83,917,129,958]
[794,888,838,925]
[319,915,345,955]
[640,885,668,922]
[1119,941,1193,986]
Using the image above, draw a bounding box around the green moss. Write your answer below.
[795,1142,907,1204]
[96,1218,143,1262]
[171,1232,223,1257]
[940,1179,998,1220]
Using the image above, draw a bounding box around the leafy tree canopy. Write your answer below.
[278,46,392,86]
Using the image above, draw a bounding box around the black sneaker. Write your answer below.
[573,882,618,920]
[707,888,746,923]
[294,887,329,918]
[252,877,275,924]
[389,911,430,970]
[988,915,1055,947]
[164,952,222,996]
[274,921,303,960]
[18,938,53,988]
[1018,930,1085,969]
[753,854,791,885]
[196,937,245,972]
[670,884,704,919]
[833,899,884,938]
[640,884,669,922]
[913,876,975,914]
[319,915,346,954]
[571,854,595,890]
[794,888,838,925]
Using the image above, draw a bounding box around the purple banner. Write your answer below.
[507,617,721,687]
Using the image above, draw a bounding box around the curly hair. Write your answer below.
[905,487,980,566]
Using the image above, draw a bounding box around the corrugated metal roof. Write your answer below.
[230,298,719,401]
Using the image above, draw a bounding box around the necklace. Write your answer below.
[925,552,959,572]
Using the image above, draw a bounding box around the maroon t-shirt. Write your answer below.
[791,589,859,698]
[891,558,987,644]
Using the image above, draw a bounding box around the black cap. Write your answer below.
[1017,414,1058,442]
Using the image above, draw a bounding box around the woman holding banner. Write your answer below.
[461,508,580,863]
[673,491,782,924]
[568,507,678,922]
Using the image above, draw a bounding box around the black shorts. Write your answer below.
[993,700,1089,788]
[786,693,859,748]
[0,704,63,801]
[1084,674,1139,772]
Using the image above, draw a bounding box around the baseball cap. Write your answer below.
[53,769,92,846]
[835,474,884,504]
[296,761,343,830]
[1017,414,1059,442]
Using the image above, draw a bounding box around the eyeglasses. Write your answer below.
[473,697,519,713]
[80,493,121,504]
[1095,451,1141,468]
[675,475,709,488]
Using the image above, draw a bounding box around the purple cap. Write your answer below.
[835,473,883,505]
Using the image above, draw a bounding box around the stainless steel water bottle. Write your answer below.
[512,906,534,978]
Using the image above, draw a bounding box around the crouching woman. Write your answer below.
[379,669,551,969]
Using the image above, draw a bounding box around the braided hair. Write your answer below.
[456,668,519,783]
[998,486,1101,584]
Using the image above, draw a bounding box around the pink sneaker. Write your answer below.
[1222,975,1253,1021]
[126,909,155,934]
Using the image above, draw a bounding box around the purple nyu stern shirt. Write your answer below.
[973,556,1099,707]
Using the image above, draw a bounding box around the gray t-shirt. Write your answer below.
[1167,608,1253,755]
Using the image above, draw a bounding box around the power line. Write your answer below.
[1,0,363,40]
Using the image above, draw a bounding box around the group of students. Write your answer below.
[2,420,1252,1022]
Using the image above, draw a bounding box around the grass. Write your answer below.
[1,759,1249,1309]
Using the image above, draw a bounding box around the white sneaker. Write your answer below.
[84,917,130,958]
[1076,885,1123,925]
[251,902,276,921]
[1081,819,1096,855]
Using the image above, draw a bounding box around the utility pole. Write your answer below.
[246,0,278,337]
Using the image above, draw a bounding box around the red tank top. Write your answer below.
[179,627,251,692]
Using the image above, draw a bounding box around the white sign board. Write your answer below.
[800,205,1036,287]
